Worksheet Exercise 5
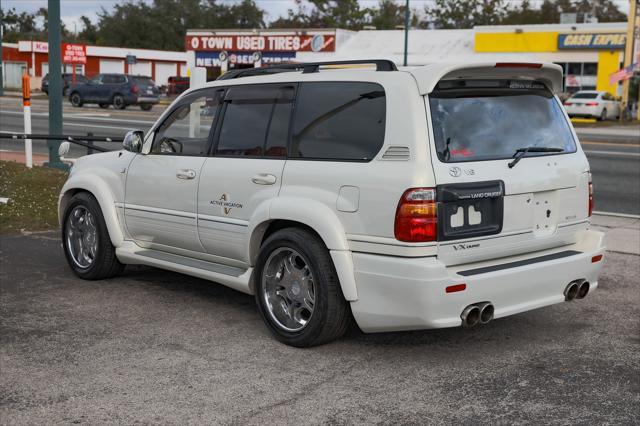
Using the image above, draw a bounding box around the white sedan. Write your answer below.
[563,90,621,120]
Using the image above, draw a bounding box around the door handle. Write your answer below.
[176,169,197,180]
[251,173,277,185]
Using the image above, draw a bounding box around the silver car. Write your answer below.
[563,90,621,120]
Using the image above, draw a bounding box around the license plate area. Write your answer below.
[437,181,504,241]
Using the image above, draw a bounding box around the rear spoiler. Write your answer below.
[410,62,564,95]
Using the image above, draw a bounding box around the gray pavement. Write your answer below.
[1,215,639,424]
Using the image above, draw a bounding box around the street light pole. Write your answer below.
[403,0,410,67]
[46,0,65,169]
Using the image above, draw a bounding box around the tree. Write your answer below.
[424,0,507,29]
[76,16,98,44]
[95,0,265,50]
[270,0,366,30]
[365,0,408,30]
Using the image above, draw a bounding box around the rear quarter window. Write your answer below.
[290,82,386,161]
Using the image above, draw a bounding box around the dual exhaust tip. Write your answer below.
[564,279,590,301]
[461,302,494,328]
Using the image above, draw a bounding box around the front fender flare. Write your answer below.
[58,177,124,247]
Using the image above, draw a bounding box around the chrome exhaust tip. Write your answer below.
[576,281,590,299]
[478,302,494,325]
[564,282,579,301]
[461,305,481,328]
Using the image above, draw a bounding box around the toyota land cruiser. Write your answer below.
[58,60,605,346]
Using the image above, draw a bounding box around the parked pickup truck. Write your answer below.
[68,74,160,110]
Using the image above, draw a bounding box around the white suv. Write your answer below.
[59,60,605,347]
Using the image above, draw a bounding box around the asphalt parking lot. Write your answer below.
[1,222,639,424]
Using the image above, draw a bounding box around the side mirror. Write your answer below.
[123,130,144,153]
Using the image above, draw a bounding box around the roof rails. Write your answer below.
[217,59,398,80]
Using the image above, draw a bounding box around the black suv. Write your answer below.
[41,73,88,96]
[68,74,160,110]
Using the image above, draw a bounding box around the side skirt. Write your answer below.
[115,241,253,295]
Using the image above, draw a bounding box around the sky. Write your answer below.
[1,0,632,33]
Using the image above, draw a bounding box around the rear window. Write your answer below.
[571,93,598,99]
[429,80,577,163]
[291,82,386,161]
[133,76,155,86]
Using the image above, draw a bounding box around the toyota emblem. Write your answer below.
[449,167,462,177]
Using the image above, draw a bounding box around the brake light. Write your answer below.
[495,62,543,69]
[395,188,438,242]
[564,102,573,106]
[588,178,594,217]
[585,102,598,106]
[131,85,139,94]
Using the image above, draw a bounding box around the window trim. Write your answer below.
[149,87,224,157]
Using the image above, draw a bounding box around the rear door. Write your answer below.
[196,84,294,263]
[427,79,590,266]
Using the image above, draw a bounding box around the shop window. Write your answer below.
[583,63,598,76]
[567,63,582,75]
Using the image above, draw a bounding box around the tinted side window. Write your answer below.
[151,90,222,156]
[102,75,116,84]
[291,82,386,161]
[116,75,127,84]
[215,85,294,158]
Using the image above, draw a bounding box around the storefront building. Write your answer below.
[184,29,353,80]
[2,41,188,90]
[186,23,627,95]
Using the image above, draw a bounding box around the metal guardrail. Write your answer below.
[0,132,122,154]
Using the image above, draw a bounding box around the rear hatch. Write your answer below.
[132,76,160,97]
[426,78,590,266]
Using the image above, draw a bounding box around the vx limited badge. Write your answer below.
[452,242,480,251]
[210,194,243,215]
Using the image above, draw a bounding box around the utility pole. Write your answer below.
[621,0,638,120]
[403,0,410,67]
[1,11,5,96]
[45,0,65,169]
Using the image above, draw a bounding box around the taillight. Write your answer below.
[585,102,598,106]
[564,102,572,106]
[395,188,437,242]
[131,85,139,94]
[588,177,594,217]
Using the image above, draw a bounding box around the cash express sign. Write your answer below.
[558,33,626,50]
[185,34,335,53]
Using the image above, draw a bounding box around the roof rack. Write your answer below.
[217,59,398,80]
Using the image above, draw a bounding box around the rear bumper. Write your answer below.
[136,96,159,104]
[565,106,599,117]
[350,229,606,332]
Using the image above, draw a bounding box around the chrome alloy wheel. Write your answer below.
[261,248,316,332]
[65,206,98,269]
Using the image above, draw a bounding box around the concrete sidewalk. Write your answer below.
[591,214,640,255]
[576,125,640,139]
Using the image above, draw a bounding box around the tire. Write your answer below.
[599,108,607,121]
[112,94,126,110]
[255,228,352,347]
[62,192,124,280]
[99,103,110,109]
[140,104,153,111]
[70,92,83,107]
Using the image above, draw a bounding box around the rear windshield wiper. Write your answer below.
[508,147,564,168]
